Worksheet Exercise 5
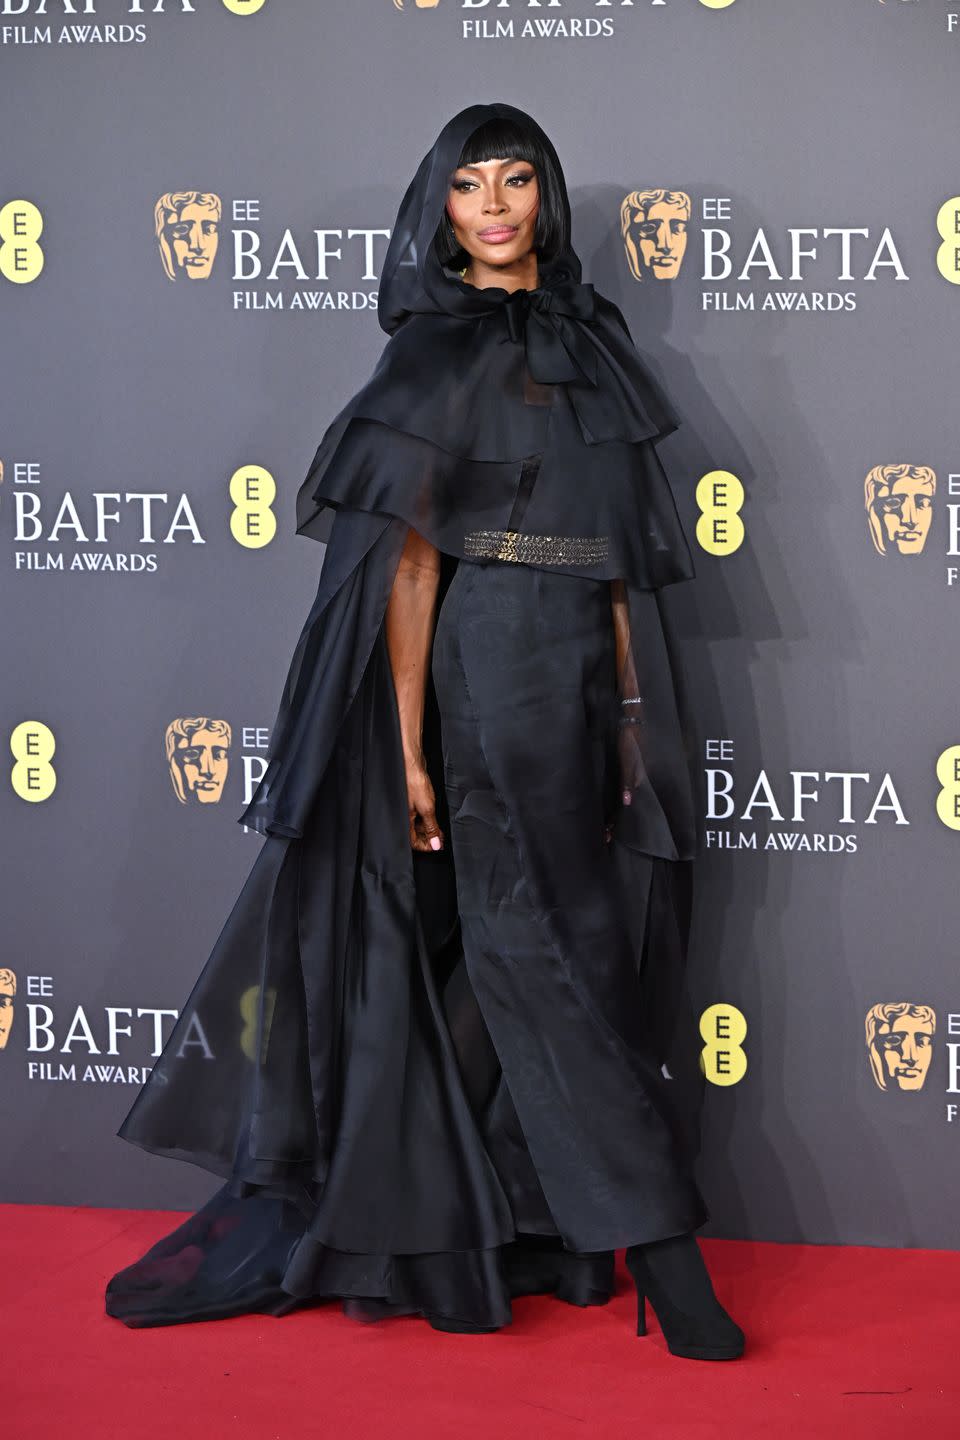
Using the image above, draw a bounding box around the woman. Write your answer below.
[105,102,743,1361]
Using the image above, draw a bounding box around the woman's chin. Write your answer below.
[470,245,532,270]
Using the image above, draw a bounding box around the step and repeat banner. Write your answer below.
[2,1,959,1249]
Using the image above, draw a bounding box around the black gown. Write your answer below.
[105,102,707,1332]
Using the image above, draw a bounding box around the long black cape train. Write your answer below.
[106,102,706,1330]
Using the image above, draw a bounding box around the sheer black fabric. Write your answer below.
[105,102,707,1333]
[105,1188,618,1331]
[295,103,694,590]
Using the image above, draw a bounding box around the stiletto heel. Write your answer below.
[624,1236,744,1361]
[635,1287,647,1336]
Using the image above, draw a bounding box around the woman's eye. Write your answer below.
[450,173,533,192]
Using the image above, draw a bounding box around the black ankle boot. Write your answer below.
[624,1234,744,1361]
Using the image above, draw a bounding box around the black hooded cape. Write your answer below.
[106,102,705,1329]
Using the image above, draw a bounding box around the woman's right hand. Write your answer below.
[405,757,444,852]
[616,718,648,806]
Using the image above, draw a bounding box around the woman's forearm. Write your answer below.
[610,578,640,700]
[385,527,442,764]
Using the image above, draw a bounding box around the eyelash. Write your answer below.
[451,172,534,193]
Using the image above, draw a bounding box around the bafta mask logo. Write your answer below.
[864,465,936,558]
[165,717,232,805]
[155,192,222,282]
[865,1002,936,1092]
[392,1,440,9]
[620,189,691,282]
[0,969,15,1050]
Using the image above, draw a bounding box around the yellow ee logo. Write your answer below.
[699,0,737,8]
[935,744,960,830]
[0,201,44,285]
[229,464,277,549]
[695,469,745,555]
[700,1003,747,1086]
[239,983,277,1063]
[10,721,56,802]
[222,0,268,12]
[935,197,960,285]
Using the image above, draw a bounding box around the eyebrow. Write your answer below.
[455,158,529,172]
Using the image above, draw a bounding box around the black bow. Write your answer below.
[502,281,599,387]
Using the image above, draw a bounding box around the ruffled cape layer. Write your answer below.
[296,289,695,592]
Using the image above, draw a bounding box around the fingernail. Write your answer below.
[430,836,442,851]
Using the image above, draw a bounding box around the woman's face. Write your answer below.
[445,156,540,269]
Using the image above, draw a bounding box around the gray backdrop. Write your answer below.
[3,0,959,1249]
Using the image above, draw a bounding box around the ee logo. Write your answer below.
[229,465,277,549]
[0,201,44,284]
[239,983,277,1063]
[935,744,960,830]
[10,721,56,802]
[935,197,960,285]
[696,470,745,556]
[700,1003,747,1086]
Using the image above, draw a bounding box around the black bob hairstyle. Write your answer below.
[432,114,570,271]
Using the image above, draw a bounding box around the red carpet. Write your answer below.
[1,1204,956,1439]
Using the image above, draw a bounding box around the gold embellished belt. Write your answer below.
[463,529,610,566]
